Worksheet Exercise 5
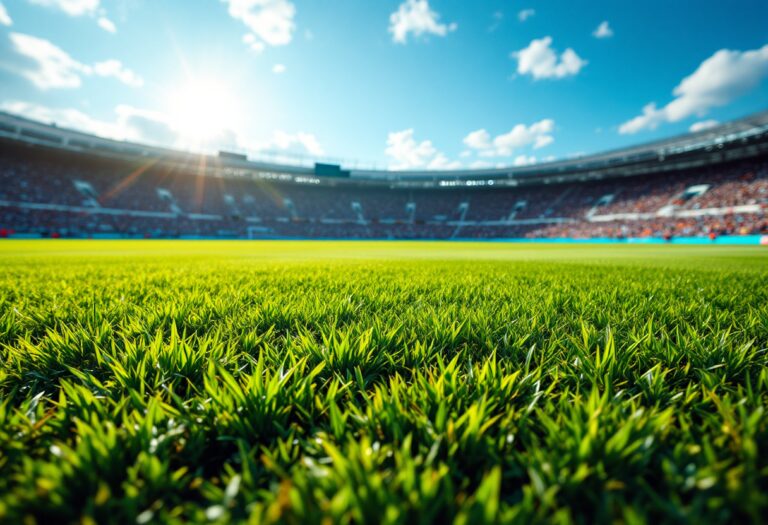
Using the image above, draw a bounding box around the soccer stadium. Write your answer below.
[1,1,768,524]
[1,110,767,242]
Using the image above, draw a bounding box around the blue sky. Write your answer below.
[0,0,767,170]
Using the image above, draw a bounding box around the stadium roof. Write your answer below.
[1,109,767,189]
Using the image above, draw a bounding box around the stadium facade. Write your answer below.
[0,110,767,242]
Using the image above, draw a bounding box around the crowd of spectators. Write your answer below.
[528,214,768,240]
[1,146,766,240]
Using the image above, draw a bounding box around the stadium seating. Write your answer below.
[1,143,766,240]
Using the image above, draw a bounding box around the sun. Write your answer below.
[167,78,239,148]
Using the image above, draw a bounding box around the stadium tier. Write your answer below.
[1,111,767,240]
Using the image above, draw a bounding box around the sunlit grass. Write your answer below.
[0,241,766,523]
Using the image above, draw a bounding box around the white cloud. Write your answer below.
[689,119,719,133]
[0,100,177,145]
[0,99,326,161]
[114,105,179,145]
[386,122,553,171]
[234,131,325,161]
[593,21,613,38]
[0,3,12,26]
[227,131,324,164]
[512,37,587,79]
[427,153,462,170]
[513,155,537,167]
[386,129,435,169]
[222,0,295,50]
[8,32,88,89]
[463,119,555,157]
[28,0,99,17]
[463,129,491,150]
[8,32,143,89]
[28,0,115,31]
[619,103,665,134]
[620,44,768,134]
[272,63,286,74]
[389,0,457,44]
[1,100,119,137]
[1,95,333,166]
[264,131,324,156]
[93,59,143,87]
[385,129,460,170]
[97,16,116,33]
[242,33,266,53]
[518,9,535,22]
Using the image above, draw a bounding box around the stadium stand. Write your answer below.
[0,111,767,240]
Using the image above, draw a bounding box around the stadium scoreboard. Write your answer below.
[314,163,351,178]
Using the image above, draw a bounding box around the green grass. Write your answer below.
[1,241,767,524]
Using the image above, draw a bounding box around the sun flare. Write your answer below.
[167,79,239,147]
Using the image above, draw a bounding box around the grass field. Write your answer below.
[1,241,767,524]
